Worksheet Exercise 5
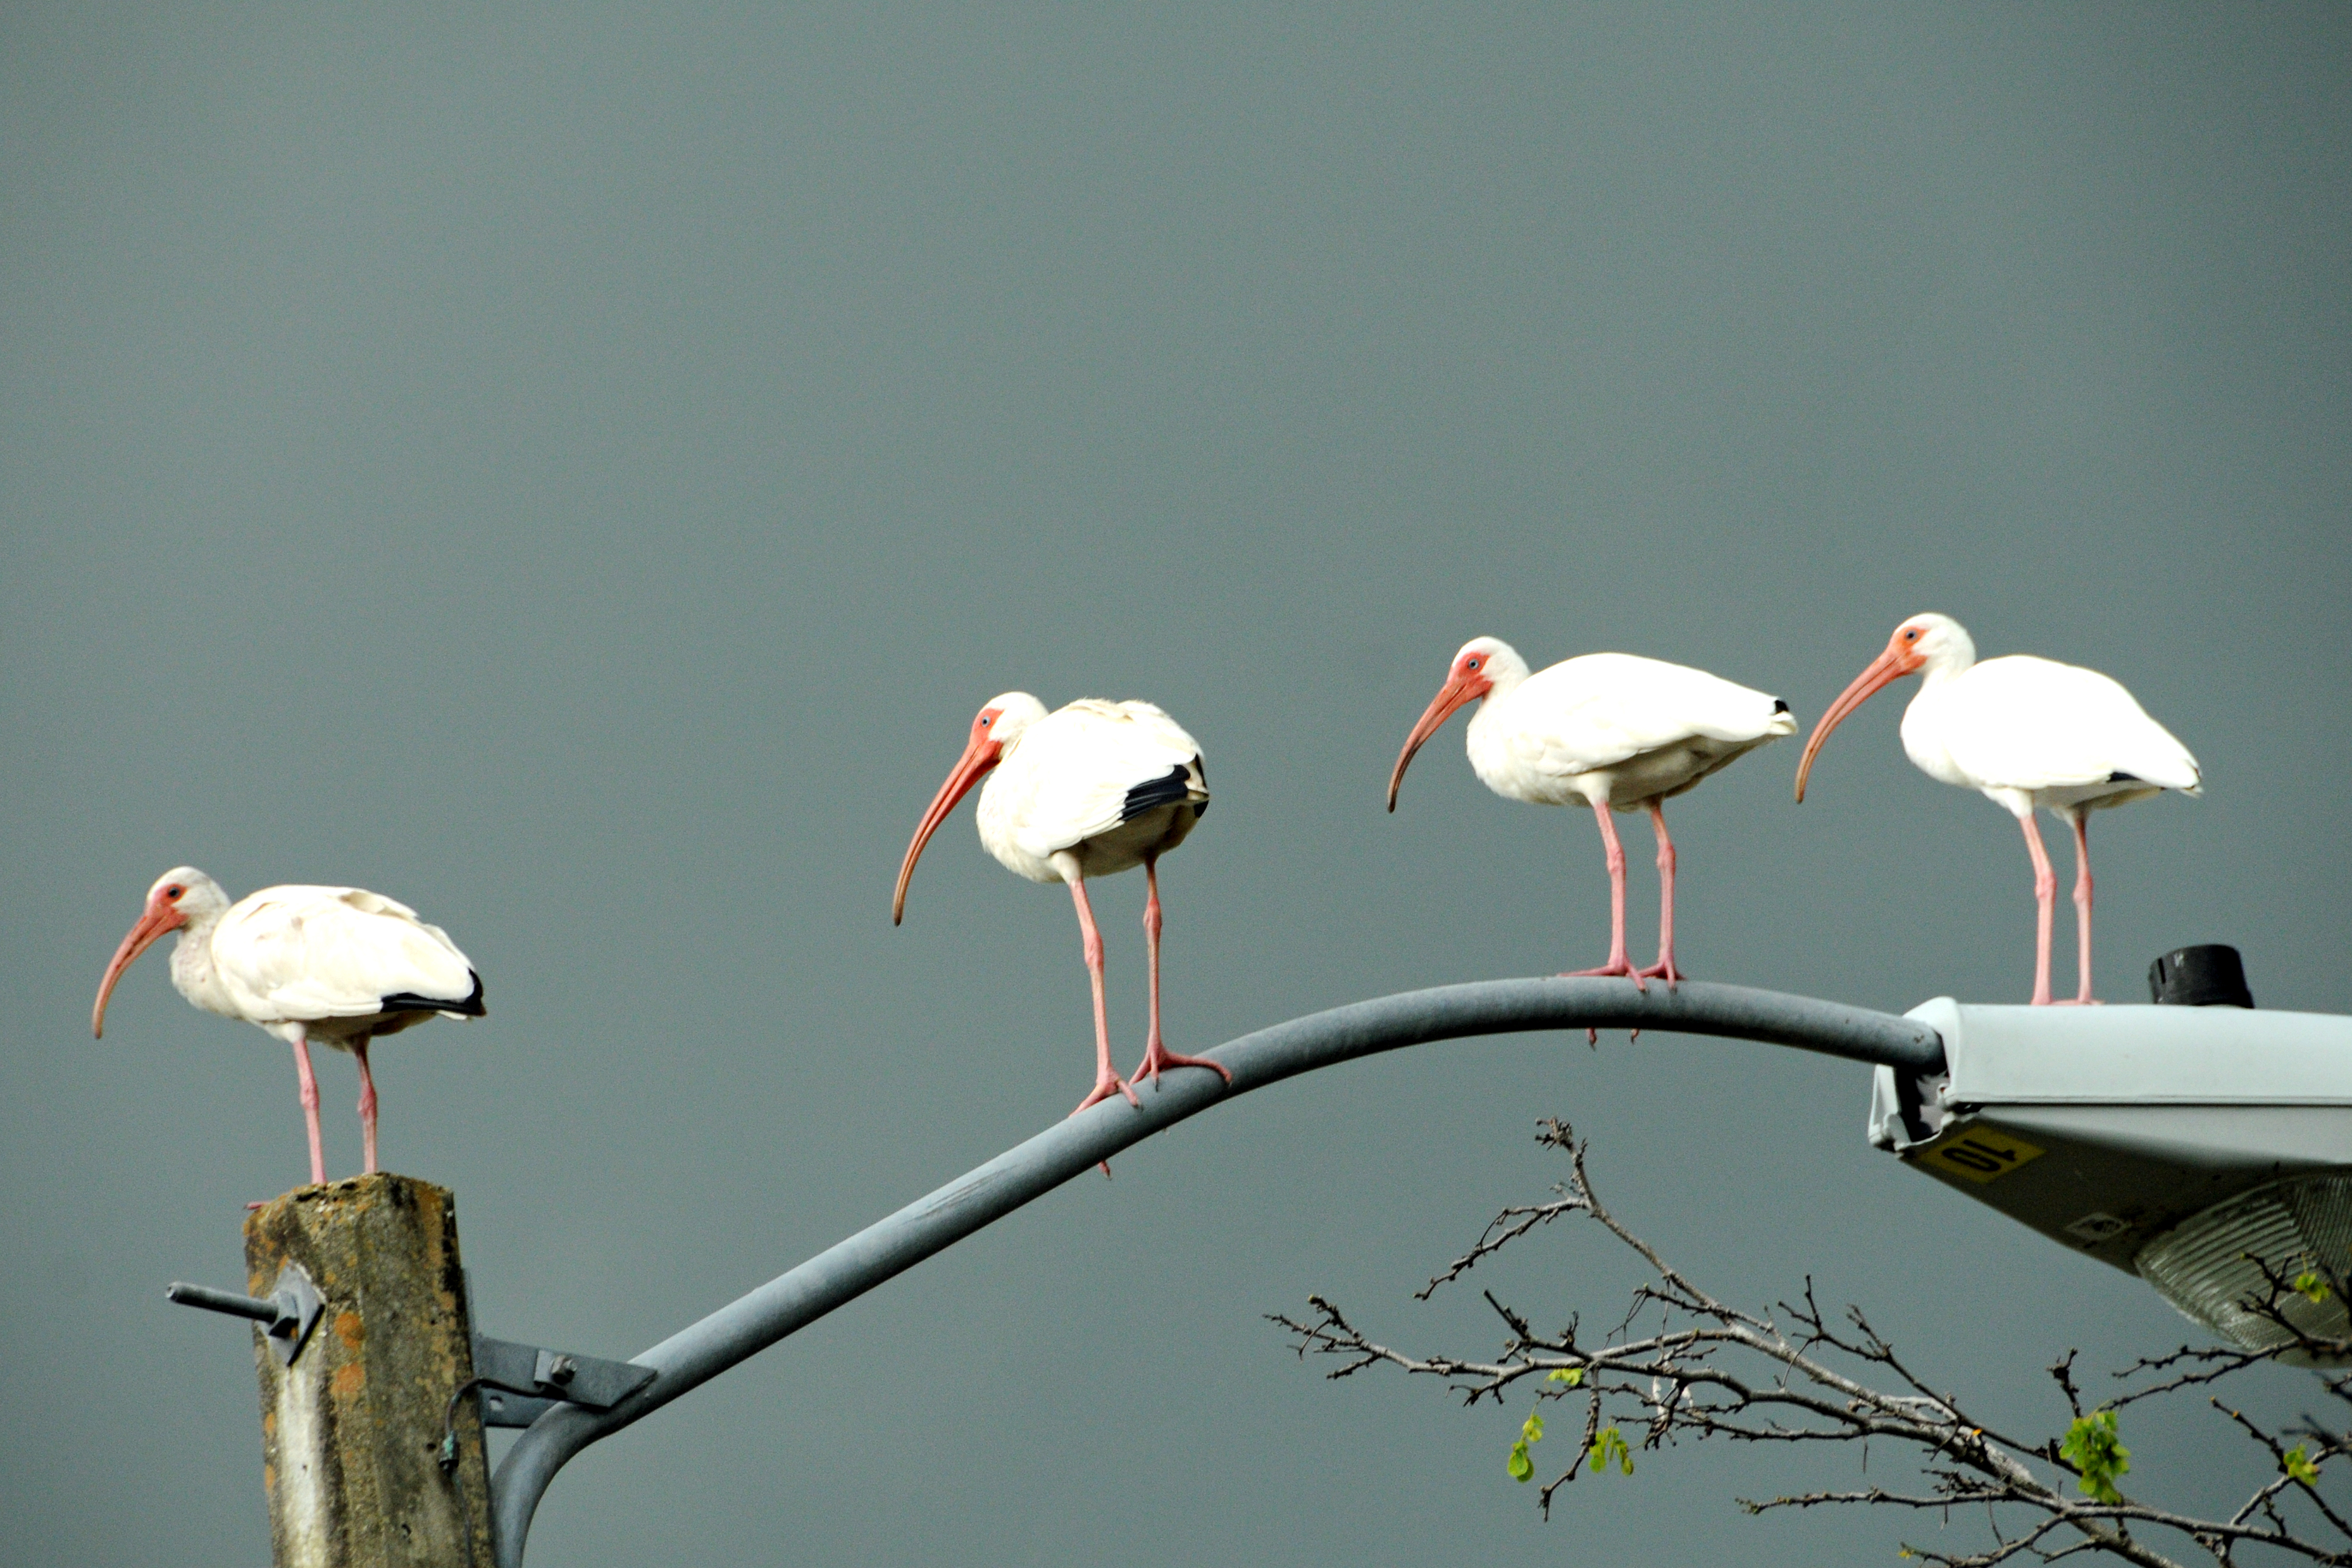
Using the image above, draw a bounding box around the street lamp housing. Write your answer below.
[1869,975,2352,1359]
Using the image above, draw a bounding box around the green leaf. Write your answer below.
[2286,1444,2320,1486]
[2296,1271,2332,1305]
[1507,1439,1534,1483]
[1546,1367,1584,1386]
[2059,1410,2131,1505]
[1522,1412,1545,1443]
[1586,1426,1632,1479]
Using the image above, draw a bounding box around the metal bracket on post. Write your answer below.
[468,1335,656,1428]
[165,1262,326,1366]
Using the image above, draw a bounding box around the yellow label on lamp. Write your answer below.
[1917,1123,2046,1185]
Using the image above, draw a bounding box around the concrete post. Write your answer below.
[244,1175,493,1568]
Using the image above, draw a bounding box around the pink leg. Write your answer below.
[291,1032,327,1186]
[2016,814,2058,1006]
[2065,811,2098,1005]
[354,1038,380,1174]
[1128,856,1233,1090]
[1636,803,1681,984]
[1563,799,1645,991]
[1066,876,1140,1114]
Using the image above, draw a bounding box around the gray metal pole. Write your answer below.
[490,976,1942,1564]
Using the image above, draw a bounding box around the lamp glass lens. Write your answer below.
[2136,1174,2352,1363]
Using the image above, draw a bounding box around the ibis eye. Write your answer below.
[1466,659,1479,670]
[980,716,992,727]
[166,886,184,899]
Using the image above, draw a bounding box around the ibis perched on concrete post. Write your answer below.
[1388,637,1797,985]
[93,868,485,1185]
[1793,613,2203,1005]
[893,694,1231,1116]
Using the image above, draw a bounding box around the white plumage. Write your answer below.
[1896,657,2201,812]
[895,692,1226,1116]
[94,867,483,1185]
[185,884,480,1030]
[973,698,1210,883]
[1463,647,1796,809]
[1390,637,1795,983]
[1795,613,2201,1004]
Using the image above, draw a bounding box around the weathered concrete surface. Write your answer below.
[245,1175,492,1568]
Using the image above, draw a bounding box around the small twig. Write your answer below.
[1417,1192,1586,1300]
[2052,1352,2086,1420]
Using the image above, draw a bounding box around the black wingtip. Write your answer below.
[1772,698,1791,714]
[383,969,487,1018]
[1121,762,1201,823]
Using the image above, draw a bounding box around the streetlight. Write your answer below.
[1869,946,2352,1359]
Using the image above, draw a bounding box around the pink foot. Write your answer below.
[1636,958,1682,985]
[1068,1074,1133,1180]
[1564,959,1648,992]
[1071,1072,1141,1115]
[1127,1043,1234,1092]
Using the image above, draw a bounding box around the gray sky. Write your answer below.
[6,5,2349,1564]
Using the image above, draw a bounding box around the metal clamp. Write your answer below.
[165,1263,326,1366]
[468,1335,656,1428]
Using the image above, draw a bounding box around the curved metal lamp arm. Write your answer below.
[491,976,1942,1563]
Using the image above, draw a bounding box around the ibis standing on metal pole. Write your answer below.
[1793,613,2203,1005]
[893,694,1231,1114]
[1388,637,1797,984]
[93,868,485,1185]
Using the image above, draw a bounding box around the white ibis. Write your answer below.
[1795,613,2203,1005]
[92,868,484,1185]
[894,694,1229,1115]
[1389,637,1796,983]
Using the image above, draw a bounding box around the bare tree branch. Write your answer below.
[1271,1119,2351,1568]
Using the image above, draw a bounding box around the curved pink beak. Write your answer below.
[893,731,1004,924]
[1794,637,1922,803]
[93,895,186,1038]
[1387,671,1490,812]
